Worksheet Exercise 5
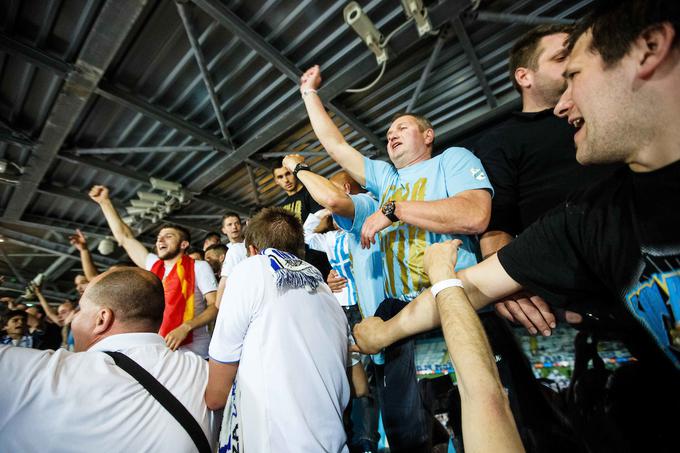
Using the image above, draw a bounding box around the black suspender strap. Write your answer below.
[104,351,212,453]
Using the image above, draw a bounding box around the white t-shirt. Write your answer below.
[145,254,217,357]
[0,333,218,452]
[209,255,350,453]
[219,241,248,278]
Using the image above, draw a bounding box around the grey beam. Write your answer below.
[191,0,385,152]
[451,17,497,109]
[473,11,576,26]
[0,33,72,76]
[70,145,214,155]
[0,248,27,283]
[260,151,324,159]
[6,216,118,240]
[2,0,150,220]
[95,81,231,152]
[245,163,261,205]
[0,127,34,147]
[407,30,448,112]
[188,0,473,191]
[55,153,249,215]
[176,0,233,146]
[1,281,73,301]
[36,183,126,210]
[0,225,117,266]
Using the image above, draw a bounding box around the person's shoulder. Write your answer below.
[438,146,476,160]
[194,259,213,273]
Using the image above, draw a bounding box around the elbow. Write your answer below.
[462,209,491,235]
[205,391,227,411]
[323,194,345,213]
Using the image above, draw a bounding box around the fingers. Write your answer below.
[503,299,541,335]
[494,301,516,323]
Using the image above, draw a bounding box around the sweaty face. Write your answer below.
[531,33,569,108]
[221,216,242,242]
[156,228,185,260]
[273,167,299,195]
[555,30,636,165]
[5,315,25,336]
[385,116,432,168]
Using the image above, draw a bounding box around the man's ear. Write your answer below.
[637,22,676,80]
[424,128,435,147]
[247,245,259,257]
[180,240,190,252]
[515,66,533,90]
[93,307,114,335]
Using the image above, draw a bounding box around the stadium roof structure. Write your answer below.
[0,0,591,299]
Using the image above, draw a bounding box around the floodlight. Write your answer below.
[150,177,182,193]
[401,0,432,36]
[344,2,388,64]
[137,191,167,203]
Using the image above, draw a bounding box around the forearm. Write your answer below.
[479,230,513,259]
[79,249,99,281]
[394,194,491,235]
[436,287,523,452]
[97,199,147,267]
[37,292,61,325]
[185,300,217,330]
[297,170,354,218]
[215,277,226,309]
[301,92,365,185]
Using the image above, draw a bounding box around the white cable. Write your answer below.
[345,18,414,94]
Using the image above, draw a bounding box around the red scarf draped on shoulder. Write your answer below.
[150,254,195,347]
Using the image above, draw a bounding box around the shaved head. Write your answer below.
[329,171,363,195]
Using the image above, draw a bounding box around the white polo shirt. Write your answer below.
[219,241,247,278]
[0,333,218,452]
[145,253,218,357]
[209,255,350,453]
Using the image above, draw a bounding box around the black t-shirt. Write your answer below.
[474,110,618,235]
[498,159,680,374]
[278,187,322,224]
[277,187,331,277]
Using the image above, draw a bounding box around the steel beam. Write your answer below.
[176,1,233,146]
[0,225,117,266]
[95,81,231,152]
[473,10,576,26]
[188,0,473,191]
[0,33,72,76]
[0,248,27,283]
[191,0,385,150]
[0,126,34,147]
[7,216,120,240]
[451,17,497,109]
[407,30,448,112]
[2,0,150,220]
[245,163,261,205]
[70,145,214,155]
[1,281,74,301]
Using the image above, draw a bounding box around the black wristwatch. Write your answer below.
[381,200,399,222]
[292,162,311,178]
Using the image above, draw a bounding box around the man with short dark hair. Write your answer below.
[202,231,221,251]
[206,207,352,453]
[0,267,218,452]
[214,212,248,308]
[355,1,680,449]
[204,243,227,278]
[89,185,217,358]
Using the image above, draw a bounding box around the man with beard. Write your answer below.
[89,185,217,358]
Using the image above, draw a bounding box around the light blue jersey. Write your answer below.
[334,193,386,319]
[364,147,493,301]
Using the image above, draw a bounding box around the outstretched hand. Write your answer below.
[69,229,87,251]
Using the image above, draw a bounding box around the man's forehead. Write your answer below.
[273,167,289,177]
[539,32,569,56]
[158,227,180,237]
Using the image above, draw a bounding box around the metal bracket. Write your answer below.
[401,0,432,37]
[344,2,388,64]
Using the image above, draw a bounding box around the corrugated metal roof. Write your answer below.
[0,0,592,298]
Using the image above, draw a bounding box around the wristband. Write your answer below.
[292,162,311,178]
[430,279,463,298]
[301,88,317,97]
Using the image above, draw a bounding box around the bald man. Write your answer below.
[0,267,217,452]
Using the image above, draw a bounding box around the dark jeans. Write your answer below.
[373,298,431,453]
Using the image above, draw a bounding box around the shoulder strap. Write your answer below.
[104,351,212,453]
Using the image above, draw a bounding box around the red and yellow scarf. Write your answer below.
[150,254,195,347]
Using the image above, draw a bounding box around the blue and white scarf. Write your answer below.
[260,248,323,292]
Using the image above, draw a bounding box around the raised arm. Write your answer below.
[88,185,148,268]
[69,229,99,281]
[282,154,355,218]
[300,65,367,186]
[34,285,61,326]
[424,241,524,453]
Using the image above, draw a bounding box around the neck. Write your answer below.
[163,253,183,267]
[395,149,432,170]
[8,332,23,340]
[285,184,303,196]
[230,237,244,244]
[521,94,552,113]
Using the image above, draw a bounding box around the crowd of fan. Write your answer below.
[1,1,679,452]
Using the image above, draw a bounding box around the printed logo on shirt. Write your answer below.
[624,251,680,369]
[470,167,487,181]
[280,200,302,221]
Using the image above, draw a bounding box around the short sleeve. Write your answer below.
[145,253,159,271]
[194,260,218,295]
[209,257,265,363]
[220,243,247,278]
[334,193,379,237]
[497,202,607,310]
[303,210,328,253]
[441,147,494,196]
[363,156,396,199]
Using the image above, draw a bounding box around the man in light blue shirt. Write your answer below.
[298,65,493,452]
